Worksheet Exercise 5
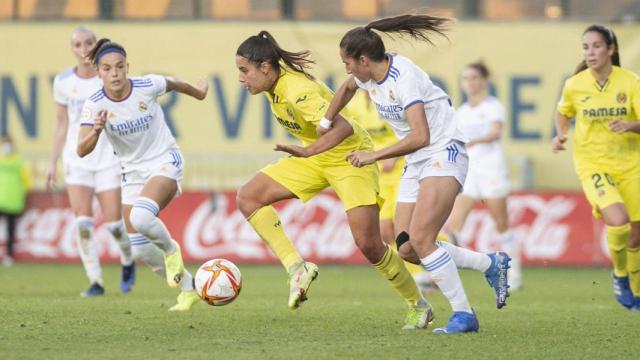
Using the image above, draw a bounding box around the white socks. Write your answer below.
[130,233,166,278]
[436,240,492,272]
[420,247,472,313]
[129,197,176,254]
[104,220,133,266]
[76,216,102,285]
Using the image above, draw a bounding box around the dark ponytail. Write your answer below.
[574,24,620,75]
[87,38,127,66]
[340,13,451,62]
[236,31,315,78]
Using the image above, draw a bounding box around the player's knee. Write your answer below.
[395,231,418,264]
[104,220,125,239]
[236,186,260,217]
[76,216,95,241]
[129,198,159,234]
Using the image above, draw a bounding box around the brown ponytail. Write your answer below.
[236,30,315,78]
[87,38,127,66]
[574,24,620,75]
[340,13,451,62]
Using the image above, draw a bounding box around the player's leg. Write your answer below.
[582,171,634,309]
[239,158,324,309]
[447,194,476,245]
[2,212,16,266]
[95,166,135,293]
[614,172,640,309]
[486,196,522,291]
[67,184,104,297]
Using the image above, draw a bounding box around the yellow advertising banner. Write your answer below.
[2,22,640,189]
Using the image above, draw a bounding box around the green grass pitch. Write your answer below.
[0,264,636,359]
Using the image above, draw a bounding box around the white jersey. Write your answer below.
[456,96,507,171]
[354,54,465,164]
[79,74,177,170]
[53,68,119,170]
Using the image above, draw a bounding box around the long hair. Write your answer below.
[87,38,127,66]
[340,13,451,62]
[236,31,315,78]
[574,24,620,75]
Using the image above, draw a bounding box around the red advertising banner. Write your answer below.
[0,190,609,266]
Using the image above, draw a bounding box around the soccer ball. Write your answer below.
[194,259,242,306]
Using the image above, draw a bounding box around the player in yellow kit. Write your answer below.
[234,31,433,329]
[552,24,640,311]
[349,90,436,292]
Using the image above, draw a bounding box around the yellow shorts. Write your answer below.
[261,156,383,211]
[379,171,401,221]
[579,169,640,221]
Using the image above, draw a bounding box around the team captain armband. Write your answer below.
[319,117,333,129]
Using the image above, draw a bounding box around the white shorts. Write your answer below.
[462,167,510,199]
[397,141,468,203]
[64,163,121,193]
[121,148,184,205]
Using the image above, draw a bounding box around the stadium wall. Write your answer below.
[3,22,640,190]
[0,190,610,266]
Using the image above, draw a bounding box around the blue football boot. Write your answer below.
[120,262,136,294]
[81,282,105,298]
[433,310,480,334]
[612,273,634,309]
[484,252,511,309]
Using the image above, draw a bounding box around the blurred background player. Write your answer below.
[552,24,640,311]
[447,61,523,291]
[0,134,31,266]
[322,13,512,333]
[49,27,135,297]
[349,90,436,293]
[77,38,208,311]
[235,31,433,329]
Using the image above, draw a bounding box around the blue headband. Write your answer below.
[96,47,126,63]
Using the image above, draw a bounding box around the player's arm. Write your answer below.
[608,119,640,134]
[347,102,428,167]
[46,104,69,191]
[77,109,107,158]
[552,111,570,153]
[165,76,209,100]
[318,76,358,135]
[467,122,502,146]
[275,115,354,157]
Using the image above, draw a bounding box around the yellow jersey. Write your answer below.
[265,68,373,165]
[558,66,640,175]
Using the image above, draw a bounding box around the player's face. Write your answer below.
[97,53,129,93]
[582,31,614,71]
[340,48,371,83]
[71,30,96,66]
[460,67,486,97]
[236,55,271,95]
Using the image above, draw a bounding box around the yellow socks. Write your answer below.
[248,206,302,272]
[374,246,424,306]
[606,224,629,277]
[627,247,640,296]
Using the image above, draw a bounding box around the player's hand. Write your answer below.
[608,119,631,134]
[347,150,377,167]
[45,162,57,192]
[194,78,209,100]
[93,110,107,134]
[316,124,331,136]
[551,134,567,153]
[274,144,310,157]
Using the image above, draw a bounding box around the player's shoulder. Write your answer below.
[483,96,504,109]
[130,75,156,89]
[564,69,590,89]
[282,70,324,101]
[614,66,640,85]
[86,88,105,104]
[54,67,76,84]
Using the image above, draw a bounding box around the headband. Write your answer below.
[96,46,126,63]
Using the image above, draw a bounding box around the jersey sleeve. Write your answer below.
[79,100,97,126]
[557,80,576,118]
[143,74,167,97]
[487,99,506,123]
[395,68,426,110]
[292,88,330,124]
[53,76,68,106]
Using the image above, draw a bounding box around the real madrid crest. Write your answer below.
[139,101,148,111]
[617,92,627,104]
[389,89,396,102]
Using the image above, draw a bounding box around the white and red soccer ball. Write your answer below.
[194,259,242,306]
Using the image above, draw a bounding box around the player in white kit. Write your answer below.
[449,61,522,290]
[320,14,512,333]
[48,27,134,297]
[77,38,208,311]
